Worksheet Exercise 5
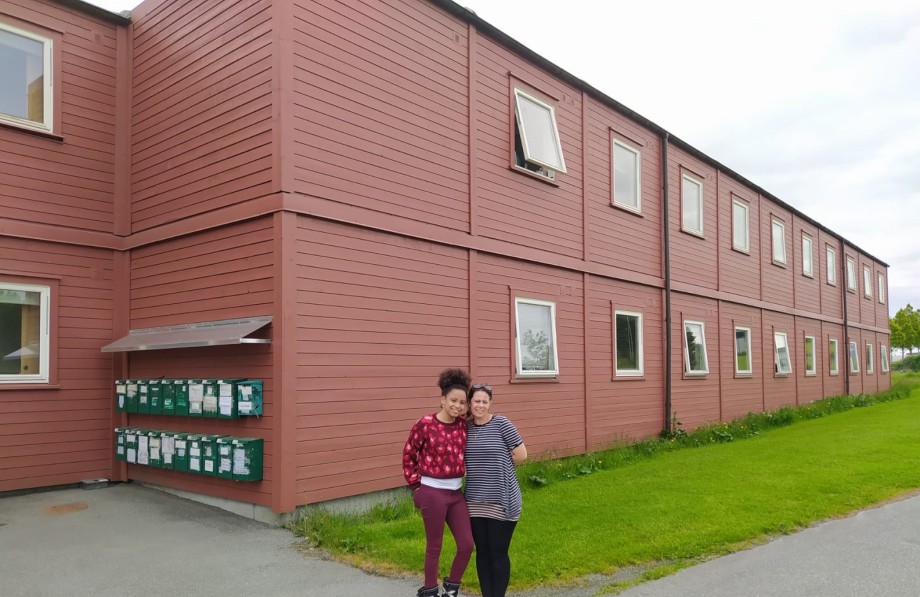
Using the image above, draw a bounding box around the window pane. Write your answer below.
[804,336,815,374]
[514,91,565,172]
[613,143,639,209]
[847,259,856,290]
[881,345,889,372]
[827,248,836,284]
[774,333,791,374]
[684,322,707,373]
[682,177,702,233]
[615,313,641,373]
[863,267,872,297]
[0,288,42,376]
[878,274,886,303]
[732,201,749,251]
[803,237,813,275]
[866,343,874,373]
[829,340,838,374]
[516,301,556,373]
[735,328,751,373]
[772,221,786,263]
[849,342,859,373]
[0,28,45,124]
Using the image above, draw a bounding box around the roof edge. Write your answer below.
[53,0,131,25]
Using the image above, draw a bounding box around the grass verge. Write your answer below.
[291,374,920,594]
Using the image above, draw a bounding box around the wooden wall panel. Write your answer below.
[844,248,861,323]
[761,200,794,308]
[290,0,470,230]
[795,316,823,405]
[762,310,796,410]
[0,0,118,233]
[585,97,662,276]
[719,302,764,421]
[822,322,846,397]
[293,217,469,504]
[718,175,761,300]
[130,0,274,231]
[847,328,864,395]
[668,147,718,291]
[671,293,719,429]
[819,232,843,319]
[0,237,114,492]
[793,217,821,313]
[586,278,663,447]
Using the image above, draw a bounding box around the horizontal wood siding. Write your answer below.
[293,217,469,504]
[475,253,585,455]
[762,310,797,410]
[587,278,664,447]
[876,264,889,329]
[795,317,823,404]
[669,147,717,290]
[0,0,117,232]
[585,96,662,276]
[130,0,274,231]
[0,237,114,492]
[474,35,584,258]
[847,328,864,395]
[844,249,861,324]
[819,232,843,318]
[290,0,470,230]
[793,218,820,313]
[671,293,719,429]
[719,302,764,421]
[761,200,794,308]
[718,175,760,300]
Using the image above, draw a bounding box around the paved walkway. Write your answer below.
[1,483,918,596]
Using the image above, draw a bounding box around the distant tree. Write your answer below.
[890,304,920,355]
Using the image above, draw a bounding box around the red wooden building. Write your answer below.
[0,0,890,518]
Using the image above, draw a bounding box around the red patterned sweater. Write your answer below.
[402,413,467,489]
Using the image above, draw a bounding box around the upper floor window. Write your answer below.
[732,200,749,252]
[774,332,792,375]
[878,273,886,304]
[863,265,872,298]
[0,22,53,132]
[846,257,856,292]
[514,297,559,377]
[681,175,703,235]
[612,140,640,212]
[734,326,752,375]
[826,246,837,286]
[0,282,50,383]
[513,88,566,179]
[771,219,786,264]
[683,320,708,375]
[802,234,814,277]
[615,310,643,377]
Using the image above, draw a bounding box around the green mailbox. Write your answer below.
[125,428,138,464]
[147,429,162,467]
[202,380,220,418]
[161,382,176,416]
[126,380,139,414]
[216,436,235,479]
[137,381,150,415]
[231,438,263,482]
[114,427,126,461]
[216,379,239,419]
[237,380,263,416]
[201,434,222,476]
[115,380,127,413]
[187,434,203,474]
[173,433,190,473]
[159,431,175,469]
[148,381,163,415]
[187,380,204,417]
[174,380,189,417]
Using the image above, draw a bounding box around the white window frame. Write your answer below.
[612,140,641,212]
[829,338,839,375]
[734,326,752,375]
[771,219,786,264]
[877,273,885,304]
[681,175,704,235]
[802,234,814,277]
[849,341,860,374]
[732,199,750,252]
[863,265,872,298]
[513,88,566,175]
[514,297,559,377]
[774,332,792,375]
[865,342,874,374]
[804,335,816,376]
[0,282,51,384]
[826,246,837,286]
[614,310,643,377]
[0,22,54,132]
[881,344,889,373]
[683,320,709,375]
[846,257,856,292]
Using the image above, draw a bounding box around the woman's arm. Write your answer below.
[511,443,527,465]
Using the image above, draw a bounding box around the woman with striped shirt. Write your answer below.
[464,383,528,597]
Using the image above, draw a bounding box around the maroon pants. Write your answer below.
[413,485,474,587]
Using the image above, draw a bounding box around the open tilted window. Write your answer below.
[513,88,566,179]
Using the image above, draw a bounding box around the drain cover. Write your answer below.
[43,502,88,514]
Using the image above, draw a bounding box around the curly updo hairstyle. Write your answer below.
[437,368,471,397]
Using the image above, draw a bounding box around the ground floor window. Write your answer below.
[514,297,558,377]
[880,344,889,373]
[0,282,50,383]
[615,310,643,377]
[849,341,860,374]
[774,332,792,375]
[865,342,874,374]
[734,327,752,375]
[828,338,839,375]
[804,335,816,376]
[683,320,708,375]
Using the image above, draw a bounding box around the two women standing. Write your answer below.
[403,369,526,597]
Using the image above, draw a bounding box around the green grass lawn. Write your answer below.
[292,376,920,593]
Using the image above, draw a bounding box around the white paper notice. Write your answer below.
[118,395,125,408]
[116,384,126,394]
[190,446,201,458]
[127,448,136,463]
[220,457,231,473]
[162,436,175,456]
[239,402,251,415]
[176,440,187,457]
[137,436,149,465]
[233,448,249,475]
[127,383,137,398]
[219,383,232,397]
[190,457,200,471]
[219,395,233,416]
[204,460,214,473]
[117,445,125,456]
[164,453,173,465]
[150,438,160,461]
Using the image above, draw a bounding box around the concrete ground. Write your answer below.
[1,483,918,596]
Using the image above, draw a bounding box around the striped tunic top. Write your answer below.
[464,415,523,521]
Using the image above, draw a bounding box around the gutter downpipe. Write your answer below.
[841,240,850,395]
[662,131,672,434]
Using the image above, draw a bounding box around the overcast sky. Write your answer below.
[88,0,920,316]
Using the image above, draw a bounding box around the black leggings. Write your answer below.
[470,517,518,597]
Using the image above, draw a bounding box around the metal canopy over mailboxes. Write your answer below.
[100,316,272,353]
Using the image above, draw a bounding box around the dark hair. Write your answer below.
[437,368,471,397]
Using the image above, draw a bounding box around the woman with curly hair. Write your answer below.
[402,368,474,597]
